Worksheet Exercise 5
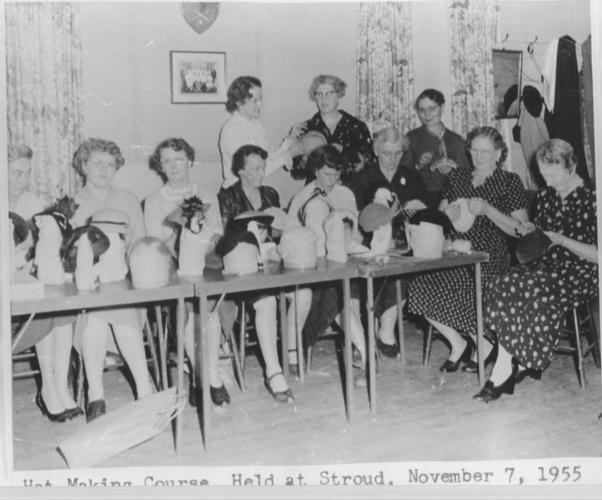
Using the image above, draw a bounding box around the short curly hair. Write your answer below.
[535,138,577,171]
[466,126,508,166]
[72,138,125,178]
[231,144,268,178]
[415,88,445,109]
[308,75,346,102]
[148,138,195,183]
[226,76,262,113]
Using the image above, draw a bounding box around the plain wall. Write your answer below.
[80,0,592,204]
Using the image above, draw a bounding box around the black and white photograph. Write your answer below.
[0,1,601,498]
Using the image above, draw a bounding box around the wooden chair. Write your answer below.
[556,299,600,389]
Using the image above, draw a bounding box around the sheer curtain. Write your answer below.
[448,0,501,136]
[5,2,83,202]
[357,2,418,136]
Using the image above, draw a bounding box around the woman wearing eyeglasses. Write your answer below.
[144,137,228,406]
[407,126,528,375]
[71,138,153,421]
[400,89,470,209]
[303,74,376,173]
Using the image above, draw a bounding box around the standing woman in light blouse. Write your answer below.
[71,138,152,421]
[218,75,303,189]
[144,137,230,406]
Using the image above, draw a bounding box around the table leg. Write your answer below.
[175,297,185,454]
[395,279,405,364]
[342,278,353,422]
[196,293,211,449]
[366,277,376,414]
[475,263,485,387]
[154,305,168,390]
[295,286,304,383]
[279,291,288,377]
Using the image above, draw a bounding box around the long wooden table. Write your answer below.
[351,251,490,414]
[10,277,194,452]
[184,257,359,449]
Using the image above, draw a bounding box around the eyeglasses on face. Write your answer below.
[314,90,338,99]
[417,105,440,115]
[469,148,496,157]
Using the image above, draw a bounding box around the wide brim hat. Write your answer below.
[233,210,274,226]
[359,203,396,233]
[91,208,130,234]
[516,228,552,264]
[408,208,453,234]
[62,225,111,273]
[261,207,287,231]
[215,230,259,258]
[449,198,476,233]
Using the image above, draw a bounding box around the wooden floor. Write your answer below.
[12,320,602,470]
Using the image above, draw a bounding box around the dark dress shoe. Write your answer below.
[65,406,84,420]
[440,342,472,373]
[515,367,542,384]
[210,385,231,406]
[85,399,106,423]
[473,367,517,403]
[36,393,69,423]
[462,344,498,373]
[264,372,295,403]
[377,337,399,358]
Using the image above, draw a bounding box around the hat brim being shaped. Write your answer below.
[261,207,287,231]
[215,230,260,258]
[408,208,453,235]
[8,211,30,245]
[359,203,396,233]
[515,228,552,264]
[62,225,111,273]
[233,210,274,226]
[90,208,131,234]
[449,198,476,233]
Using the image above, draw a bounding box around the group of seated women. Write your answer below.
[8,71,598,425]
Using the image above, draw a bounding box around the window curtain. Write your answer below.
[357,2,417,136]
[5,2,83,202]
[448,0,500,136]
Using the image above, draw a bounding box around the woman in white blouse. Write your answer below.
[218,75,303,189]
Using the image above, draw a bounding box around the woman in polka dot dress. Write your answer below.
[474,139,598,403]
[408,126,529,372]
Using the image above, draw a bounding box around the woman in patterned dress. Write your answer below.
[474,139,598,402]
[303,74,376,173]
[407,126,529,372]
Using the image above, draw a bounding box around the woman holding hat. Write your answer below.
[474,139,598,402]
[71,138,152,421]
[407,126,528,374]
[400,89,470,209]
[9,145,83,422]
[217,144,307,402]
[145,137,229,406]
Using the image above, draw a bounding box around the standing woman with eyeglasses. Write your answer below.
[303,75,376,175]
[400,89,470,209]
[407,127,528,375]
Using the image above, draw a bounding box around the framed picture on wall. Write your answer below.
[170,50,227,104]
[492,49,523,119]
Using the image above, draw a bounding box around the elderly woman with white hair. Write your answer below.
[349,126,429,357]
[303,74,375,172]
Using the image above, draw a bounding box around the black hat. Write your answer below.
[408,208,453,234]
[516,228,551,264]
[215,230,259,258]
[8,211,29,245]
[62,225,111,273]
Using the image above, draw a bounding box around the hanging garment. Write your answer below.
[517,87,549,191]
[545,35,589,184]
[580,35,594,182]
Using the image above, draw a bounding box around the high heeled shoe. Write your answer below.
[377,337,399,358]
[462,344,498,373]
[473,366,517,403]
[264,371,295,403]
[85,399,106,423]
[440,341,472,373]
[35,393,70,423]
[210,385,230,406]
